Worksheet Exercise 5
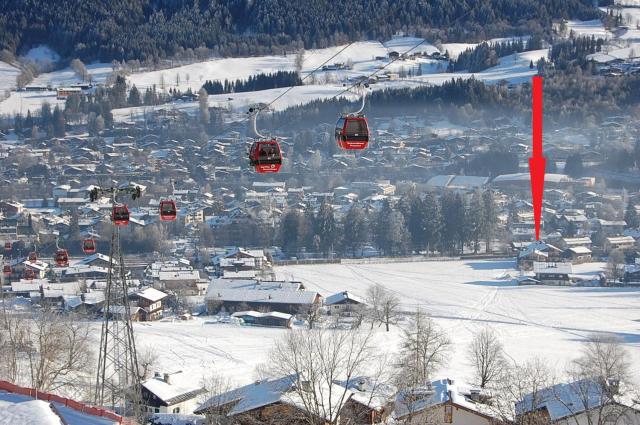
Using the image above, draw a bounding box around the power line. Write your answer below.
[331,6,481,102]
[258,41,357,112]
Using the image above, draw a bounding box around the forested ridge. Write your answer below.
[0,0,601,62]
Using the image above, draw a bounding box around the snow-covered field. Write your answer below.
[566,19,613,39]
[112,48,548,122]
[1,36,548,119]
[136,259,640,394]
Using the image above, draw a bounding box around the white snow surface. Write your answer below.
[0,62,113,115]
[0,399,63,425]
[112,49,548,122]
[565,20,613,39]
[0,61,20,95]
[0,391,116,425]
[134,259,640,397]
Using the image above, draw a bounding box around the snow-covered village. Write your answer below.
[1,1,640,424]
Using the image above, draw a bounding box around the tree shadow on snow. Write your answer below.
[465,280,519,287]
[465,259,517,270]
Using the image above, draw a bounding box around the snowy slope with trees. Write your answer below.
[132,259,640,394]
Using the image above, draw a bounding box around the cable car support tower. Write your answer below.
[92,186,142,416]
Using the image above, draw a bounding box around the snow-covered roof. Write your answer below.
[195,375,350,421]
[158,270,200,281]
[492,173,572,184]
[533,261,572,274]
[73,253,115,266]
[324,291,366,306]
[515,380,615,421]
[605,236,635,244]
[137,287,168,302]
[335,376,395,411]
[393,378,495,420]
[205,288,319,305]
[567,246,592,255]
[231,310,292,320]
[209,278,301,291]
[142,376,206,406]
[562,237,592,246]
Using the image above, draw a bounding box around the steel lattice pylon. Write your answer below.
[95,224,141,415]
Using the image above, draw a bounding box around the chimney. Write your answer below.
[164,373,171,384]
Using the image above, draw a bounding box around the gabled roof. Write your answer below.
[325,291,366,306]
[393,378,496,420]
[205,287,320,305]
[137,287,168,302]
[195,375,351,421]
[515,380,622,421]
[142,376,206,406]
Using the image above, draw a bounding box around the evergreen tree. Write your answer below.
[564,153,584,178]
[314,200,337,257]
[624,199,639,229]
[423,192,442,254]
[453,193,467,253]
[373,200,393,255]
[482,191,497,253]
[111,75,127,107]
[279,210,303,257]
[52,105,66,137]
[407,195,425,253]
[40,102,52,127]
[440,193,457,255]
[468,190,486,253]
[128,84,141,106]
[342,204,367,257]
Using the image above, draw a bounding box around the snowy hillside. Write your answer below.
[1,36,545,118]
[0,62,20,96]
[136,259,640,394]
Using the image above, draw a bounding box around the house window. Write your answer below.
[444,405,453,423]
[173,407,180,413]
[155,407,160,413]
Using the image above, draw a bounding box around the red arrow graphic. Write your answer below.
[529,76,546,241]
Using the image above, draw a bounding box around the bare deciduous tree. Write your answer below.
[294,49,305,76]
[198,372,235,425]
[265,328,374,425]
[607,249,625,283]
[397,309,451,388]
[556,334,635,425]
[494,358,554,425]
[199,87,210,125]
[0,310,93,396]
[468,327,505,388]
[366,284,401,331]
[136,346,159,380]
[70,58,89,82]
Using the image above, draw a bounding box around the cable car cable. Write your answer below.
[249,41,358,117]
[330,6,481,102]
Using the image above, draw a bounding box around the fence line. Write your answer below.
[274,254,514,267]
[0,380,134,424]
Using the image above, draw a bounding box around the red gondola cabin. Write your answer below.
[82,238,96,254]
[335,116,369,150]
[55,249,69,267]
[28,252,37,262]
[24,269,35,280]
[249,140,282,173]
[112,204,130,226]
[4,241,11,251]
[3,265,11,276]
[159,199,177,221]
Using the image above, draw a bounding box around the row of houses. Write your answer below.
[136,372,640,425]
